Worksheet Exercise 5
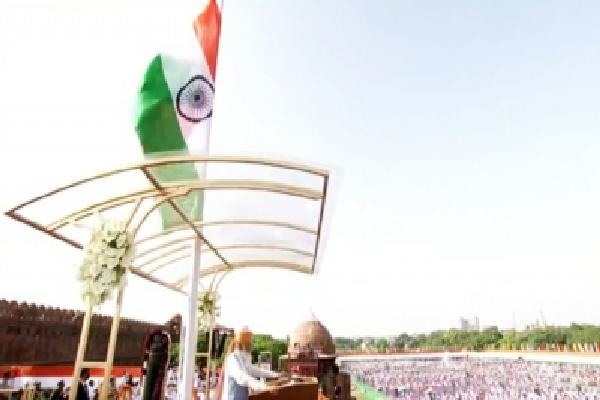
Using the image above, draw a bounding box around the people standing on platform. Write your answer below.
[118,372,128,388]
[0,372,13,389]
[51,380,67,400]
[117,374,134,400]
[76,369,91,400]
[219,327,281,400]
[97,376,117,400]
[165,365,178,400]
[87,379,96,400]
[132,381,141,400]
[109,377,118,399]
[167,366,178,386]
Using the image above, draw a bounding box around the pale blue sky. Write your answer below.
[1,1,600,337]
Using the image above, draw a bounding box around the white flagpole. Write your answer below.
[180,238,202,400]
[201,1,225,395]
[180,1,225,399]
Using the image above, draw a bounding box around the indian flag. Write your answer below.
[134,0,221,229]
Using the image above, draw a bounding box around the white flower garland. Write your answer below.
[198,290,220,331]
[77,218,134,306]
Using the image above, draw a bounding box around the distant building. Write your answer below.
[525,320,543,330]
[460,317,469,331]
[459,316,480,331]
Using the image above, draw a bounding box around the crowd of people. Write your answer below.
[0,369,141,400]
[164,365,219,400]
[0,365,221,400]
[345,358,600,400]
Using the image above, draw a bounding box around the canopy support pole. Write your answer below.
[99,284,125,400]
[205,320,215,400]
[69,300,93,400]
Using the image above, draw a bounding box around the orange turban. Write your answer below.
[233,327,252,347]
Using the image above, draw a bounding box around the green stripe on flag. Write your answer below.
[135,55,187,153]
[135,54,203,229]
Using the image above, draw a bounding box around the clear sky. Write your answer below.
[1,0,600,338]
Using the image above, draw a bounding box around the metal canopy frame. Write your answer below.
[6,154,329,290]
[4,154,330,400]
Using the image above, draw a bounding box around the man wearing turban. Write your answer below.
[220,327,281,400]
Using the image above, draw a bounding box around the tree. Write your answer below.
[170,342,180,365]
[251,334,288,369]
[394,334,410,351]
[375,338,389,353]
[479,326,502,349]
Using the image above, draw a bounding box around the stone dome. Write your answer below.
[288,319,335,355]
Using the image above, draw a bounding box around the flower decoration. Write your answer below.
[198,289,220,331]
[77,218,134,306]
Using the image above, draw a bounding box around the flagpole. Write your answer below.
[180,238,202,400]
[203,0,225,155]
[202,3,224,400]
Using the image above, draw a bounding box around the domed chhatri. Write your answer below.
[289,319,336,355]
[283,319,351,400]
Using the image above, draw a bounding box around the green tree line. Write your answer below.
[168,324,600,368]
[335,324,600,352]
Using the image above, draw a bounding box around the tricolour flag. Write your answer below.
[135,0,221,229]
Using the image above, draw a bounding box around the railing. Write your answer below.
[337,343,600,355]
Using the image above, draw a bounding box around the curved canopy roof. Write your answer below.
[5,155,329,294]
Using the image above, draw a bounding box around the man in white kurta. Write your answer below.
[221,328,280,400]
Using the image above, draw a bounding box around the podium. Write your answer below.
[250,381,319,400]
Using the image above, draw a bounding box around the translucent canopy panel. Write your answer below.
[6,155,329,294]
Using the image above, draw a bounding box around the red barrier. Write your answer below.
[0,365,142,378]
